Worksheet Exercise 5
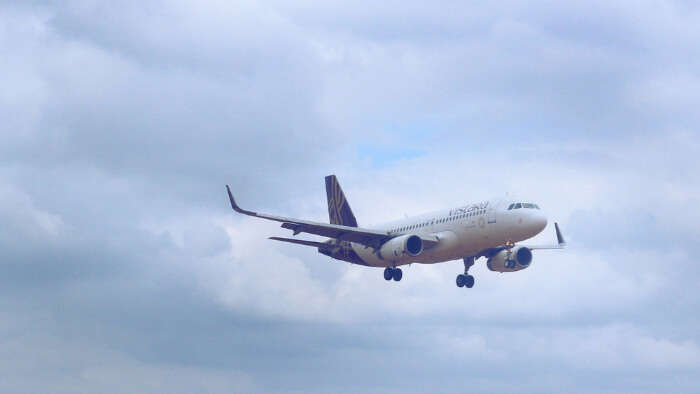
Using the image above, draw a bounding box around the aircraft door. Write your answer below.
[487,206,496,224]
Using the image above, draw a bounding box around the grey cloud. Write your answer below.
[1,0,700,393]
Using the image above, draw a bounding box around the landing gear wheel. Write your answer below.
[456,274,466,288]
[465,275,475,288]
[392,268,403,281]
[458,257,476,289]
[383,267,393,281]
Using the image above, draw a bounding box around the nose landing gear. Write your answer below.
[456,257,475,288]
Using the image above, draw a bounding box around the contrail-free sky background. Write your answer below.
[2,1,699,393]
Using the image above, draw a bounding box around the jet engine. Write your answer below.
[379,234,423,261]
[486,246,533,272]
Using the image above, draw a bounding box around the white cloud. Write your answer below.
[2,0,700,392]
[0,330,257,394]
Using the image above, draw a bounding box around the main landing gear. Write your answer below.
[456,257,475,289]
[384,267,403,281]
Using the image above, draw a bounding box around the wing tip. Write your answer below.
[225,185,236,210]
[225,185,256,215]
[554,222,566,246]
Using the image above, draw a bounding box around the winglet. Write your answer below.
[555,222,566,246]
[225,185,257,216]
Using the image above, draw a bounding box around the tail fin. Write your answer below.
[325,175,358,227]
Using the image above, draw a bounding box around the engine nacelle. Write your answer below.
[487,246,533,272]
[379,234,423,261]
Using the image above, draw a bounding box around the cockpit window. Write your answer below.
[509,202,541,210]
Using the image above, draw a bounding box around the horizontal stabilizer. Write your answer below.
[269,237,330,249]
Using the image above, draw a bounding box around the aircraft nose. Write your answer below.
[534,211,548,232]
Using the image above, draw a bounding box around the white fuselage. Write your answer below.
[353,198,548,267]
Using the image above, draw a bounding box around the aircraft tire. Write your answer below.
[456,274,466,287]
[383,267,393,281]
[392,268,403,281]
[465,275,475,288]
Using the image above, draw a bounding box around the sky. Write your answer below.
[1,1,699,392]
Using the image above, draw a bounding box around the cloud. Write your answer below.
[1,0,699,393]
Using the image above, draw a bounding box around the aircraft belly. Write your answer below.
[350,230,475,267]
[351,242,384,267]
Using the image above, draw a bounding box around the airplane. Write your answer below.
[225,175,565,288]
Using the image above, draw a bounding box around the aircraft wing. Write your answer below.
[226,186,390,247]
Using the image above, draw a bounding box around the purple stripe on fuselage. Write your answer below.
[318,243,370,266]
